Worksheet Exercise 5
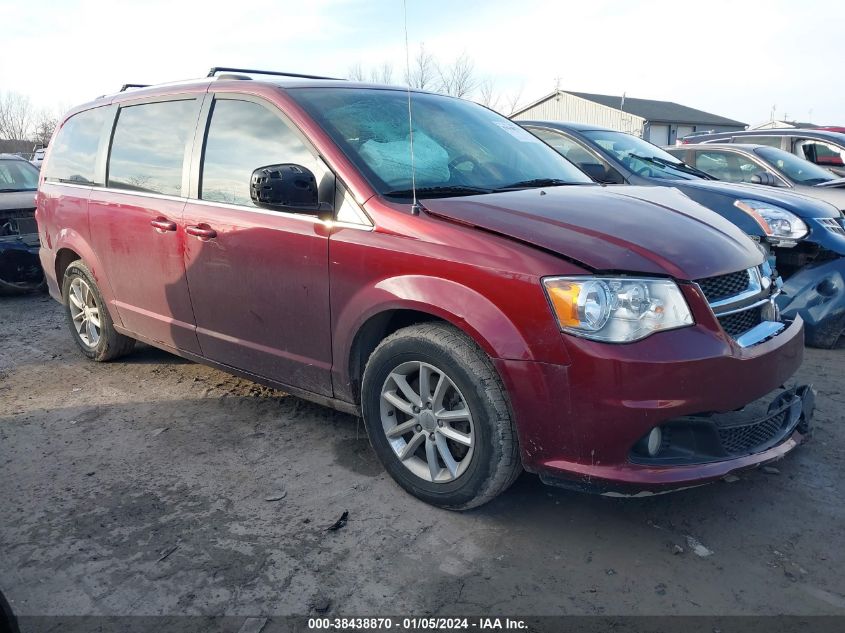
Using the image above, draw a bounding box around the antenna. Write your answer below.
[403,0,421,215]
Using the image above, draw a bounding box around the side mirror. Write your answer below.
[580,162,624,184]
[750,171,778,187]
[250,164,332,216]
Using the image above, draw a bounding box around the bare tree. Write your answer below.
[404,44,437,90]
[477,78,500,110]
[347,62,365,81]
[503,84,525,117]
[436,53,477,98]
[32,109,59,146]
[370,62,394,84]
[0,92,33,141]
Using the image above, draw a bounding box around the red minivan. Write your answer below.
[36,69,813,508]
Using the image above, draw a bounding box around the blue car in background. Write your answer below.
[520,121,845,348]
[0,154,43,295]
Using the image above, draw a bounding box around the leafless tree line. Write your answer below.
[348,46,525,115]
[0,91,59,147]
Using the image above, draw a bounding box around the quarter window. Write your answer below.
[734,135,782,149]
[43,107,108,185]
[201,99,324,207]
[108,100,196,196]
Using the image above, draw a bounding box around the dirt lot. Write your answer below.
[1,293,844,618]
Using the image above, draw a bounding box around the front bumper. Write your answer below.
[495,315,807,493]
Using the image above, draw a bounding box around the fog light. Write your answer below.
[648,428,663,456]
[636,427,664,457]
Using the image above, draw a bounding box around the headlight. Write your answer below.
[542,276,694,343]
[734,199,808,243]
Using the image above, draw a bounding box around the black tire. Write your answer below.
[805,315,844,349]
[62,260,135,361]
[361,323,521,510]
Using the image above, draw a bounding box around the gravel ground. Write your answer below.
[1,293,844,618]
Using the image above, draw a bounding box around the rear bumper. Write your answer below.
[0,235,44,292]
[495,316,807,492]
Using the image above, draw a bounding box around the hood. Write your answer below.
[422,185,762,281]
[672,179,841,218]
[796,182,845,213]
[0,189,37,211]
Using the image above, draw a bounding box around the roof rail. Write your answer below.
[207,66,342,81]
[120,83,150,92]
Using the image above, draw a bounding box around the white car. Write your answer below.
[31,148,46,168]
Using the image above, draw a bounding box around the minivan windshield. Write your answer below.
[755,146,837,185]
[0,158,39,192]
[581,129,707,181]
[289,88,592,198]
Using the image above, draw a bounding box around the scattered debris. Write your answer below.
[327,510,349,531]
[264,489,288,502]
[157,545,179,563]
[672,544,685,555]
[723,475,740,483]
[654,583,667,595]
[312,596,332,613]
[237,617,268,633]
[69,420,78,425]
[151,427,168,437]
[605,568,616,576]
[71,388,81,393]
[762,466,781,475]
[685,536,713,558]
[85,471,95,477]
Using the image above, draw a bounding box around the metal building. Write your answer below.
[511,90,746,145]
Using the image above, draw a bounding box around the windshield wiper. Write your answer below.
[493,178,579,191]
[0,188,34,193]
[382,185,493,199]
[629,154,715,179]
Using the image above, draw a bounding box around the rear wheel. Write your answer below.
[361,323,521,510]
[62,260,135,361]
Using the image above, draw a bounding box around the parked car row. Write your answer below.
[520,121,845,348]
[680,128,845,177]
[32,69,818,508]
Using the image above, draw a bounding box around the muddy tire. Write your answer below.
[361,323,521,510]
[62,260,135,361]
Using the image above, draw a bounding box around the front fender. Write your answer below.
[777,256,845,347]
[332,274,569,402]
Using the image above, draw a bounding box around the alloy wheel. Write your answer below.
[67,277,102,347]
[379,361,475,483]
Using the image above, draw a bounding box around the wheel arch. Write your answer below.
[334,274,563,404]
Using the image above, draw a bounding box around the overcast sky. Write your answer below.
[2,0,842,126]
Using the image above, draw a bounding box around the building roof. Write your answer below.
[512,90,746,127]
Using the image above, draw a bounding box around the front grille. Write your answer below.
[717,306,763,338]
[717,409,788,454]
[818,217,845,236]
[697,269,751,303]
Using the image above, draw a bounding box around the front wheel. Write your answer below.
[62,260,135,361]
[361,323,521,510]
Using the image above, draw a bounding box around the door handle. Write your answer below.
[185,225,217,240]
[150,217,177,232]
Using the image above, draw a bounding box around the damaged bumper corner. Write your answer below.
[0,233,45,294]
[777,256,845,348]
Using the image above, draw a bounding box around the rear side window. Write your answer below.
[43,107,108,185]
[108,100,196,196]
[200,99,319,207]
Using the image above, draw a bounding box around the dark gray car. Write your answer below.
[667,144,845,212]
[0,154,43,293]
[686,129,845,177]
